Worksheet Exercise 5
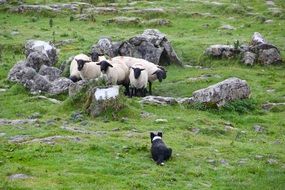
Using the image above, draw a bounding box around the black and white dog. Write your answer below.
[150,132,172,165]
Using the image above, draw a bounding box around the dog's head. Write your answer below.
[150,132,163,143]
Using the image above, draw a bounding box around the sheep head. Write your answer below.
[76,59,90,71]
[97,60,113,73]
[132,67,145,79]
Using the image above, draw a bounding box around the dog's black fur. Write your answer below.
[150,132,172,165]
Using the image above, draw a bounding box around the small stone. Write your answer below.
[70,112,84,122]
[255,155,264,160]
[9,174,30,180]
[155,119,168,123]
[191,128,200,134]
[207,159,216,165]
[253,124,263,132]
[266,89,275,93]
[220,159,229,165]
[140,111,152,118]
[219,24,236,30]
[0,132,6,137]
[238,158,248,165]
[121,117,128,123]
[224,125,234,132]
[267,159,278,165]
[11,31,20,36]
[29,112,41,119]
[0,88,7,92]
[264,20,273,24]
[112,128,120,131]
[9,135,30,143]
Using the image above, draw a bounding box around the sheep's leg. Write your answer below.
[124,84,130,96]
[148,82,152,95]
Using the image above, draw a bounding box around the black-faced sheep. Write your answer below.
[75,59,101,80]
[96,60,130,95]
[129,64,148,97]
[111,56,167,94]
[69,53,91,82]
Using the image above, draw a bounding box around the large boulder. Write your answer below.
[205,45,236,58]
[192,77,251,107]
[8,40,72,95]
[86,86,121,117]
[91,29,182,66]
[25,40,58,66]
[258,48,282,65]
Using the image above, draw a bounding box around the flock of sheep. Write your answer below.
[69,53,167,97]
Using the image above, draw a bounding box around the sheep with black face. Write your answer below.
[96,60,130,95]
[69,53,91,82]
[111,56,167,94]
[129,63,148,97]
[75,59,101,80]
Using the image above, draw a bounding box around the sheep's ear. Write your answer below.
[108,62,113,67]
[96,62,101,65]
[158,132,163,137]
[150,132,155,139]
[140,69,145,71]
[75,59,78,62]
[152,71,157,75]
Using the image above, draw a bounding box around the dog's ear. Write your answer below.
[150,132,155,140]
[158,132,163,138]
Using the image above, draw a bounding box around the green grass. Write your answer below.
[0,0,285,189]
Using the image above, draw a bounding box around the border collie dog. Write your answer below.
[150,132,172,165]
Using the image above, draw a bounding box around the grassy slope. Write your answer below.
[0,0,285,189]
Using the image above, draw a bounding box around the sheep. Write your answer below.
[129,63,148,97]
[90,52,107,62]
[69,53,91,82]
[111,56,167,94]
[96,60,130,95]
[75,59,101,80]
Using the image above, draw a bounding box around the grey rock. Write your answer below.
[128,8,165,14]
[0,88,7,93]
[192,77,251,107]
[253,124,263,132]
[86,86,121,117]
[29,112,41,119]
[264,19,273,24]
[220,159,229,165]
[25,40,57,66]
[219,24,236,30]
[60,126,105,136]
[155,118,168,123]
[242,51,256,65]
[205,45,236,58]
[91,29,182,66]
[187,74,221,82]
[70,112,84,122]
[0,119,38,126]
[86,7,117,14]
[9,174,30,180]
[251,32,266,46]
[255,155,264,160]
[23,135,81,144]
[9,135,30,143]
[29,74,52,93]
[267,159,278,165]
[0,133,6,137]
[68,80,88,97]
[238,158,248,165]
[7,61,35,82]
[140,111,153,118]
[258,48,282,65]
[49,77,72,95]
[38,65,62,81]
[266,1,275,7]
[11,31,20,36]
[106,17,142,25]
[146,19,171,26]
[140,96,177,105]
[26,51,52,71]
[35,95,61,104]
[191,127,200,134]
[262,102,285,111]
[0,0,7,4]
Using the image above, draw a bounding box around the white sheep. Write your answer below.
[96,60,130,95]
[75,59,101,80]
[111,56,167,94]
[69,53,91,82]
[129,63,148,97]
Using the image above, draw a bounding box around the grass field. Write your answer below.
[0,0,285,189]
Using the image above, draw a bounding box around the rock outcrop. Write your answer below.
[91,29,182,66]
[8,40,72,95]
[206,32,282,65]
[141,77,250,107]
